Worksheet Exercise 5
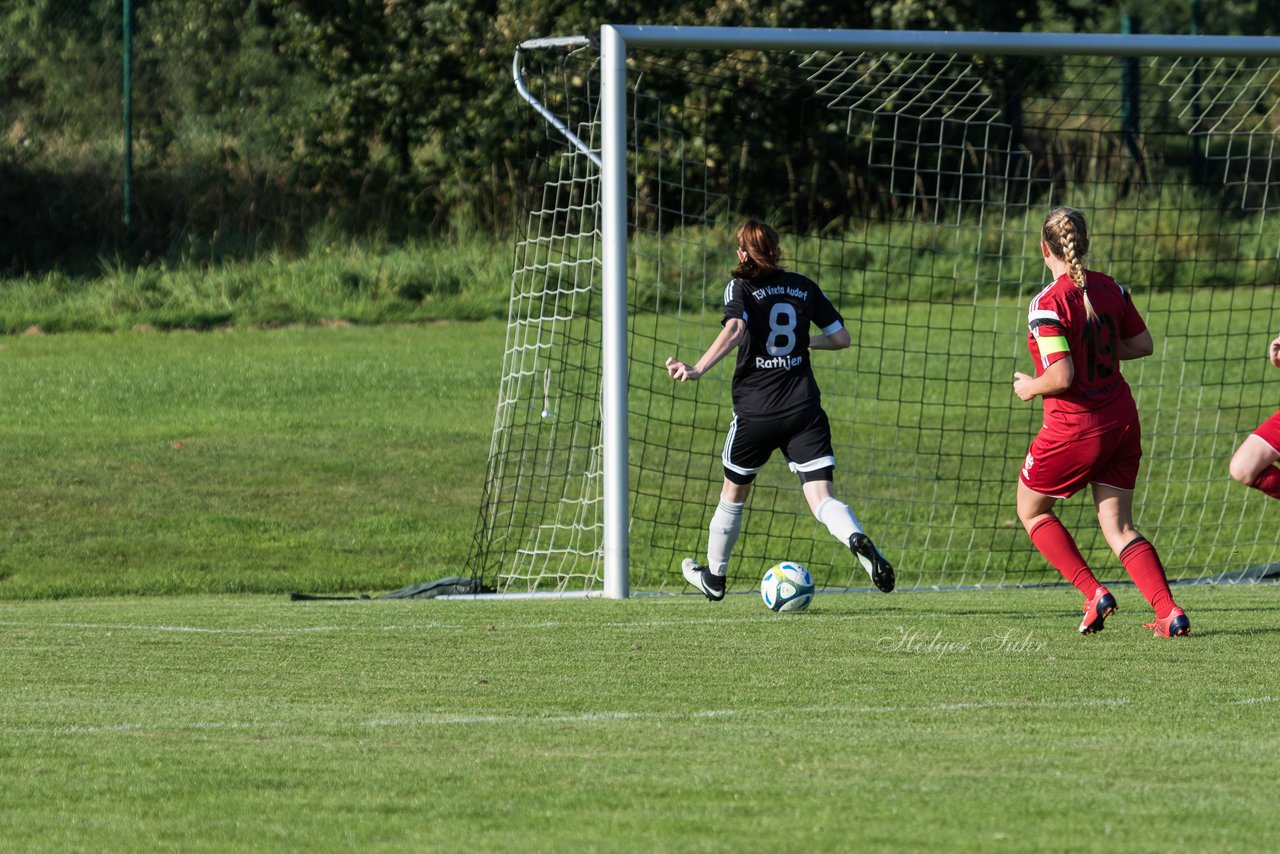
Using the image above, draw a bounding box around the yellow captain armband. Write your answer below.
[1038,335,1069,357]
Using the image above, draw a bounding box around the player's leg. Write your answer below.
[682,414,763,600]
[1228,416,1280,499]
[800,477,894,593]
[1018,442,1113,634]
[1093,484,1188,637]
[785,408,894,592]
[706,476,751,573]
[1091,419,1189,637]
[683,474,750,601]
[801,478,854,535]
[782,406,845,537]
[1018,466,1105,598]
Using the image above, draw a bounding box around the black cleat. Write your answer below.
[850,533,895,593]
[681,558,726,601]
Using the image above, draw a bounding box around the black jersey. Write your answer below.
[722,269,844,419]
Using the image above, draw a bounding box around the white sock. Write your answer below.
[707,498,745,577]
[816,497,863,544]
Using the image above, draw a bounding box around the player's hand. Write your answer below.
[1270,336,1280,369]
[1012,371,1037,401]
[666,357,700,381]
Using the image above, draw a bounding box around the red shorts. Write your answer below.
[1253,410,1280,454]
[1020,418,1143,498]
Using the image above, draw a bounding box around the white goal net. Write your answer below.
[470,28,1280,596]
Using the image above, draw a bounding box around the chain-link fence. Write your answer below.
[2,1,306,271]
[0,0,530,275]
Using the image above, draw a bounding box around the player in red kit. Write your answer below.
[665,219,894,600]
[1228,333,1280,500]
[1012,206,1189,638]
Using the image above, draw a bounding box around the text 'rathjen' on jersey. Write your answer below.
[1026,270,1147,436]
[722,269,844,419]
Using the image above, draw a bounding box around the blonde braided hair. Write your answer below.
[1042,206,1096,321]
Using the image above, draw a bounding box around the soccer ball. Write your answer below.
[760,561,814,612]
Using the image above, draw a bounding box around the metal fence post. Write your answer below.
[122,0,134,241]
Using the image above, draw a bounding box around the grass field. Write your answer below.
[3,586,1280,851]
[0,323,499,598]
[2,321,1278,851]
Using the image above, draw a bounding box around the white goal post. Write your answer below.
[476,26,1280,599]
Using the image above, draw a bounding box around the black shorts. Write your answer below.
[721,406,836,485]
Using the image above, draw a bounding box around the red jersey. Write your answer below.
[1026,270,1147,437]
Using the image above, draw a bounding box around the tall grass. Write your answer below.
[8,180,1276,337]
[0,233,514,334]
[631,192,1279,314]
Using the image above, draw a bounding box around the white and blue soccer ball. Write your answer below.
[760,561,815,612]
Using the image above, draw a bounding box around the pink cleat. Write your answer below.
[1143,607,1191,637]
[1079,587,1117,635]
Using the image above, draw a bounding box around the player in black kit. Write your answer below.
[665,219,894,600]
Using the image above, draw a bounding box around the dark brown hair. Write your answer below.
[733,219,782,279]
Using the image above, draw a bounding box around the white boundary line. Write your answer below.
[0,621,360,634]
[0,612,1057,634]
[13,697,1280,738]
[29,698,1280,735]
[2,697,1135,737]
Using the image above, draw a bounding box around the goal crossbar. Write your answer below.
[603,26,1280,57]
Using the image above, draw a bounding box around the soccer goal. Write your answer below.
[470,26,1280,598]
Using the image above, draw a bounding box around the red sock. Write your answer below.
[1119,537,1175,619]
[1029,516,1101,597]
[1250,466,1280,499]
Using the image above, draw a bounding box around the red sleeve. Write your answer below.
[1028,289,1071,371]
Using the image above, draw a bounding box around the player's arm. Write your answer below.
[810,324,850,351]
[1013,320,1072,401]
[1116,328,1153,360]
[1013,357,1073,401]
[666,318,746,381]
[809,290,848,352]
[1115,288,1153,360]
